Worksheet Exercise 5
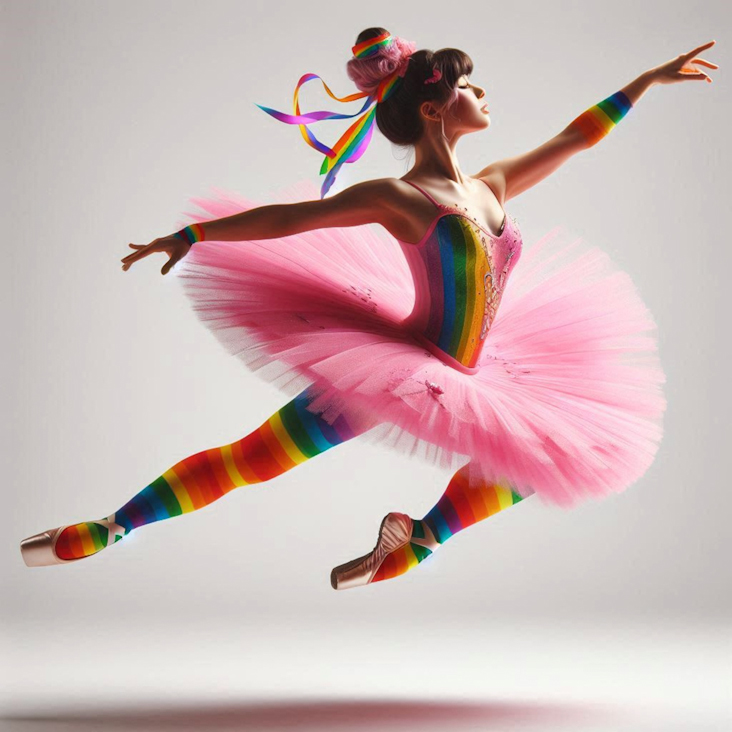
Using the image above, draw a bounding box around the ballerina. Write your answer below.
[20,29,717,590]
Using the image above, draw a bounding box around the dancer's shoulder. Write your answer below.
[304,178,408,230]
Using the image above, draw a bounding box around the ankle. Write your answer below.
[410,518,441,553]
[55,515,128,560]
[411,518,427,539]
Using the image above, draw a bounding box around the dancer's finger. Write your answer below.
[684,40,715,60]
[689,58,719,69]
[121,243,147,262]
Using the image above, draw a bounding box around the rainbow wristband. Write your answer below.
[173,223,206,246]
[568,91,633,147]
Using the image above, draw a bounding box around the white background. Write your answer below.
[2,1,730,730]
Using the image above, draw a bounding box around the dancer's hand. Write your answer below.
[121,235,190,275]
[650,40,718,85]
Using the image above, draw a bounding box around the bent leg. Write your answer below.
[52,385,369,561]
[334,462,534,588]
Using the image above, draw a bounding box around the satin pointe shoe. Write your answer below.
[21,526,82,567]
[20,516,126,567]
[330,512,439,590]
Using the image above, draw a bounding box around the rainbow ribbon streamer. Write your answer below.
[256,33,403,198]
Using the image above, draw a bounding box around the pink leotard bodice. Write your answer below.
[397,179,523,375]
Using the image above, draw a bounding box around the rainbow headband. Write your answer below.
[255,32,408,199]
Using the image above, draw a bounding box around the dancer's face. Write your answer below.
[422,75,489,138]
[449,75,490,132]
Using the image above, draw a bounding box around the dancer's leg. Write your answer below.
[43,386,367,562]
[332,462,533,588]
[373,464,533,583]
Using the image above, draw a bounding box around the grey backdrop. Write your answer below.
[2,1,730,729]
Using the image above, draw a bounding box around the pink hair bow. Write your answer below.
[424,67,442,84]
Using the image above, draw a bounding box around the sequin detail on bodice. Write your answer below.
[398,181,523,375]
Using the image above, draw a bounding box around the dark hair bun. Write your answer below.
[346,29,474,145]
[346,27,417,95]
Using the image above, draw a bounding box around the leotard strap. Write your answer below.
[402,178,503,211]
[402,180,443,210]
[402,178,507,237]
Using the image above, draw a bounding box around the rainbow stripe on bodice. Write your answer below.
[399,212,522,375]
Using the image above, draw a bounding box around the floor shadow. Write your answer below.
[3,698,615,731]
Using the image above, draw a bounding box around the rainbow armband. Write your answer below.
[173,223,206,246]
[568,91,633,148]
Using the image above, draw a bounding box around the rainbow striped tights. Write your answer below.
[54,385,531,581]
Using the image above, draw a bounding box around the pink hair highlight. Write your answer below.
[346,36,417,96]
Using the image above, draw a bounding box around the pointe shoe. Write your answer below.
[20,515,126,567]
[20,526,82,567]
[330,512,439,590]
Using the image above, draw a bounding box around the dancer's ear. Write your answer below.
[420,101,441,123]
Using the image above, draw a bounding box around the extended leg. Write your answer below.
[21,386,368,566]
[331,462,534,589]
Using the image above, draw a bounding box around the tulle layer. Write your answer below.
[173,180,667,507]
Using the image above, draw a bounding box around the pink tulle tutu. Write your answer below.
[173,179,666,507]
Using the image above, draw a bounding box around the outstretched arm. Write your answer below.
[474,40,717,204]
[121,178,403,275]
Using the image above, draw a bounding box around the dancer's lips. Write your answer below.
[481,104,489,113]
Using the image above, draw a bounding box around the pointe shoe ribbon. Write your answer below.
[408,520,440,553]
[96,514,126,547]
